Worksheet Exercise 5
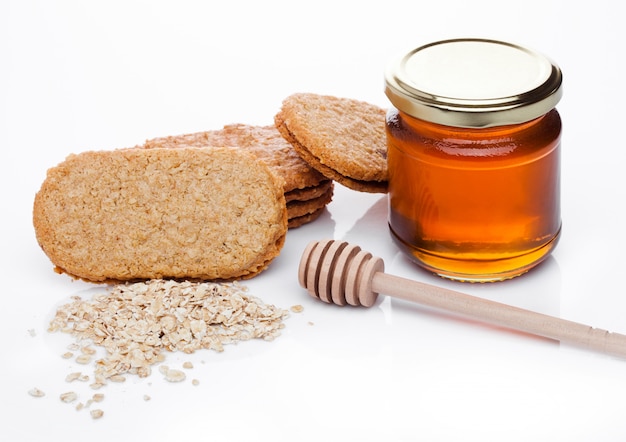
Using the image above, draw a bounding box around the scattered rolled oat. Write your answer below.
[48,279,289,387]
[92,393,104,403]
[28,387,45,398]
[90,381,105,390]
[164,368,186,383]
[143,395,151,401]
[290,304,304,313]
[60,391,78,403]
[192,379,200,386]
[61,352,74,359]
[75,354,91,365]
[90,409,104,419]
[182,361,194,369]
[81,346,96,355]
[65,372,82,382]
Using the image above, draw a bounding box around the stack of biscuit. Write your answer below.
[33,92,388,282]
[143,124,334,228]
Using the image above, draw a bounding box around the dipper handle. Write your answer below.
[298,239,626,358]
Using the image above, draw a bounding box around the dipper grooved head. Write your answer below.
[298,239,384,307]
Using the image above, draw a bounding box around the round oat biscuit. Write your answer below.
[144,124,327,193]
[274,93,388,193]
[33,147,287,282]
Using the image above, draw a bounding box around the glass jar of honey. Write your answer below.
[384,39,563,282]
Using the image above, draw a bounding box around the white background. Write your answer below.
[2,1,625,441]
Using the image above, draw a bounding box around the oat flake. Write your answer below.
[60,391,78,403]
[164,369,186,383]
[28,388,45,398]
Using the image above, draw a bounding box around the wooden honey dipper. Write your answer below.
[298,239,626,358]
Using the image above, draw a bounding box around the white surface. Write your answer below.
[2,1,626,441]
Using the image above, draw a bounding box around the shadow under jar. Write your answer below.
[384,39,563,282]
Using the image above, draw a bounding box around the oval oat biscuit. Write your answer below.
[33,147,287,282]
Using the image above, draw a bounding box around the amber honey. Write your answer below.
[384,39,563,281]
[386,108,561,281]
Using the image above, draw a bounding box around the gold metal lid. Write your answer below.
[384,39,563,128]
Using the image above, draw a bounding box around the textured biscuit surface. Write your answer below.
[144,124,327,193]
[33,147,287,282]
[275,93,388,193]
[144,124,333,227]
